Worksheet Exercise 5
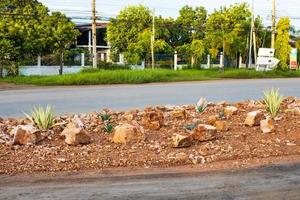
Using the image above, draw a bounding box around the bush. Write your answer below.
[97,61,131,70]
[263,88,283,118]
[25,105,55,130]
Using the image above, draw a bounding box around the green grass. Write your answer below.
[1,68,300,86]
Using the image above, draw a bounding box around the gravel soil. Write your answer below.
[1,97,300,175]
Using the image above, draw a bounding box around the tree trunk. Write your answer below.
[0,64,3,78]
[59,52,64,75]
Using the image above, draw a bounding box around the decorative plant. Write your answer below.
[219,110,225,119]
[263,88,283,118]
[183,121,202,131]
[100,113,111,122]
[100,113,113,134]
[104,124,114,133]
[25,105,55,130]
[196,98,208,113]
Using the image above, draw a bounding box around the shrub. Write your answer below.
[25,105,55,130]
[263,88,283,118]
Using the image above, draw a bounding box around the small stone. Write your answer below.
[56,158,67,163]
[245,111,264,126]
[12,125,40,145]
[173,152,188,161]
[214,121,229,132]
[207,115,219,125]
[293,108,300,116]
[260,118,275,134]
[72,115,85,128]
[286,142,296,146]
[191,124,217,142]
[62,127,91,145]
[224,106,238,117]
[171,109,186,119]
[189,154,205,164]
[112,123,144,144]
[217,101,229,106]
[141,110,164,130]
[173,134,193,148]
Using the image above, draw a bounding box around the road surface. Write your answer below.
[0,78,300,118]
[0,162,300,200]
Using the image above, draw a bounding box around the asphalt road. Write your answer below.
[0,78,300,118]
[1,162,300,200]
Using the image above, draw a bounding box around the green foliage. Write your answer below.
[183,121,202,131]
[191,40,205,64]
[205,3,252,61]
[263,88,283,118]
[107,5,152,54]
[275,17,291,70]
[104,124,114,134]
[100,113,113,134]
[3,69,300,86]
[0,0,80,76]
[177,5,207,42]
[219,111,225,119]
[25,105,55,130]
[100,113,112,122]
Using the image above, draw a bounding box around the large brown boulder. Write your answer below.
[191,124,217,142]
[112,123,144,144]
[244,111,264,127]
[62,127,91,145]
[12,125,40,145]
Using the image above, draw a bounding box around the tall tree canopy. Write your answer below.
[0,0,80,76]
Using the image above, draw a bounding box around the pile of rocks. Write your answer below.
[1,97,299,149]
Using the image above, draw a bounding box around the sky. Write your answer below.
[39,0,300,29]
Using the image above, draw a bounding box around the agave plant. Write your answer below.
[100,113,113,134]
[100,113,111,122]
[263,88,283,118]
[196,97,208,113]
[25,105,55,130]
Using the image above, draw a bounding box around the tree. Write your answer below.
[107,6,152,57]
[191,40,205,65]
[275,17,291,70]
[0,0,52,75]
[177,5,207,42]
[0,0,80,76]
[48,12,80,75]
[205,3,252,67]
[0,39,14,77]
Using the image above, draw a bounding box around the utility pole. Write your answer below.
[92,0,97,68]
[151,9,155,69]
[271,0,276,49]
[248,0,254,68]
[253,27,257,65]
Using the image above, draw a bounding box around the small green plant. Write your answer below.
[183,121,202,131]
[219,110,225,119]
[263,88,283,118]
[196,98,208,113]
[104,124,114,133]
[100,113,111,122]
[100,113,113,134]
[25,105,55,130]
